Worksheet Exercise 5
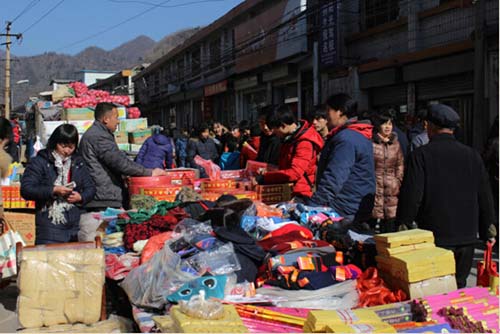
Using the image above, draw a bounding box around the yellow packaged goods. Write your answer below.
[380,272,457,299]
[17,248,105,328]
[374,229,434,248]
[17,315,133,333]
[376,241,434,256]
[170,305,247,333]
[304,309,384,332]
[152,315,175,333]
[325,323,397,333]
[5,212,35,246]
[376,247,455,282]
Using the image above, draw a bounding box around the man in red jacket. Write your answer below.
[256,105,323,200]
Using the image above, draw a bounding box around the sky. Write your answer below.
[1,0,243,57]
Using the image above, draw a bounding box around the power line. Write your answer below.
[21,0,66,34]
[11,0,41,24]
[107,0,227,8]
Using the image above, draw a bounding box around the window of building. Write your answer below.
[209,38,221,69]
[191,48,201,76]
[177,58,185,81]
[362,0,400,30]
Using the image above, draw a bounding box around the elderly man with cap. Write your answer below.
[396,103,497,288]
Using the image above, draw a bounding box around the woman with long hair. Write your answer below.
[21,124,96,244]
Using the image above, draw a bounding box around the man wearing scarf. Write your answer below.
[309,94,375,224]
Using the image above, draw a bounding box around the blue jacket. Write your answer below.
[309,121,376,221]
[136,134,174,169]
[176,136,189,159]
[21,149,96,244]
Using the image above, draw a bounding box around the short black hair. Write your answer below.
[250,123,261,137]
[325,93,358,118]
[257,105,274,120]
[238,120,250,132]
[372,109,395,129]
[266,104,296,128]
[0,117,12,141]
[47,124,79,151]
[313,105,328,120]
[416,108,428,121]
[94,102,116,120]
[197,123,210,136]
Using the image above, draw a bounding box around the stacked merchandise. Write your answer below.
[128,170,197,202]
[17,247,105,329]
[411,287,499,333]
[303,309,396,333]
[374,229,457,298]
[120,118,150,152]
[2,185,35,209]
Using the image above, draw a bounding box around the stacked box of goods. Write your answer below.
[129,144,142,152]
[62,108,94,121]
[116,106,127,120]
[141,185,185,202]
[4,212,36,246]
[220,170,245,179]
[67,120,94,134]
[164,169,197,186]
[254,183,292,204]
[200,192,223,201]
[374,229,457,298]
[117,144,130,151]
[303,309,396,333]
[201,179,237,192]
[119,118,148,132]
[114,131,129,144]
[128,129,152,145]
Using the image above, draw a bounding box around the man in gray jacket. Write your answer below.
[80,102,166,209]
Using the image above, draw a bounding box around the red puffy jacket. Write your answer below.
[263,121,324,198]
[11,120,20,144]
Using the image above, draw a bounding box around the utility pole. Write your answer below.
[1,22,22,119]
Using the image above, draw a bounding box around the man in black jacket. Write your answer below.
[187,123,219,177]
[80,102,167,209]
[256,106,281,165]
[396,104,496,288]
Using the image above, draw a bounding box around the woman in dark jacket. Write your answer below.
[136,129,174,169]
[21,124,96,244]
[371,110,404,233]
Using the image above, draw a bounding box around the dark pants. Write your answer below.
[441,244,475,289]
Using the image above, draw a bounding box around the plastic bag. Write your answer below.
[183,242,241,276]
[179,290,225,319]
[120,238,200,309]
[194,155,221,180]
[78,212,103,242]
[141,232,173,264]
[0,229,25,279]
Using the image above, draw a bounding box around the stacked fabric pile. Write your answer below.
[411,287,499,333]
[303,308,396,333]
[374,229,457,298]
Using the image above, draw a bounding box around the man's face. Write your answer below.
[258,118,272,136]
[104,108,120,132]
[313,116,328,133]
[200,129,210,139]
[327,107,346,128]
[213,123,222,136]
[272,123,292,138]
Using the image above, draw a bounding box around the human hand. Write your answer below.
[53,186,73,197]
[67,191,82,204]
[152,168,168,176]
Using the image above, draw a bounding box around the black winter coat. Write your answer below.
[397,134,495,246]
[256,133,281,165]
[21,149,96,244]
[187,137,219,177]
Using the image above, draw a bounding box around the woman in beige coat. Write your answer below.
[0,117,13,233]
[372,110,404,233]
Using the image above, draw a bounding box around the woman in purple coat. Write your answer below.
[136,129,174,169]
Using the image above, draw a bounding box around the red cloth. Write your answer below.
[328,122,373,140]
[11,120,20,144]
[257,224,314,251]
[123,214,178,250]
[240,136,260,168]
[262,121,324,198]
[105,253,140,280]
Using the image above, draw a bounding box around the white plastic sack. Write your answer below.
[78,213,102,242]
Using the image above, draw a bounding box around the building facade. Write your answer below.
[133,0,498,147]
[88,66,147,105]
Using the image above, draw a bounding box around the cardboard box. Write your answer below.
[117,143,130,151]
[129,144,142,152]
[67,120,94,134]
[43,121,66,138]
[141,185,184,201]
[62,108,94,121]
[128,129,152,145]
[114,131,129,144]
[119,118,148,132]
[201,179,237,192]
[5,212,36,246]
[116,106,127,120]
[380,271,457,299]
[374,229,434,248]
[255,184,292,195]
[164,169,197,185]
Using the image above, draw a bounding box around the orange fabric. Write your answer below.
[140,231,173,264]
[356,267,407,307]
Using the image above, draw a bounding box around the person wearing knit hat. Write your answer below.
[397,103,497,288]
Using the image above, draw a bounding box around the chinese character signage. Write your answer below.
[319,1,338,67]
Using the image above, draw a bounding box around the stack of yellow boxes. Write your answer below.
[165,305,247,333]
[303,309,396,333]
[374,229,457,299]
[2,185,35,209]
